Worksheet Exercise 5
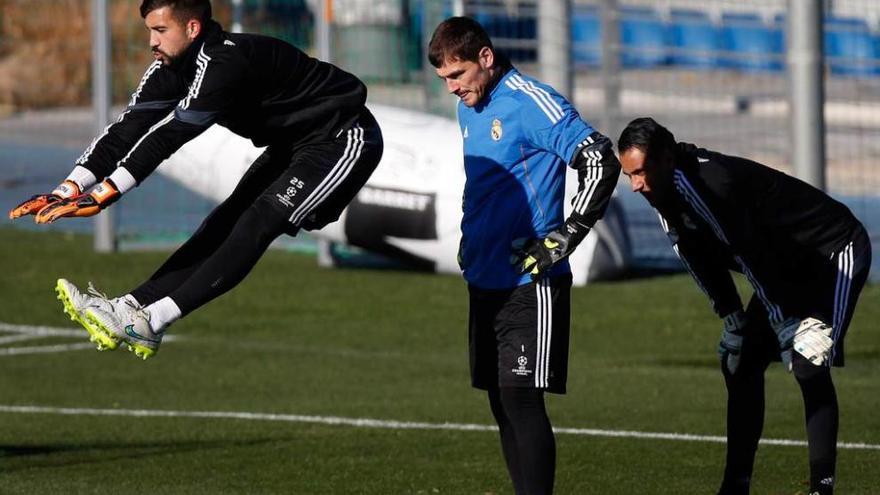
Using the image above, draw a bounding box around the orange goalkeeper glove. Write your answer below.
[8,180,81,220]
[35,179,121,224]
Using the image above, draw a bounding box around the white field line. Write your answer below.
[0,343,100,355]
[0,322,84,337]
[0,322,179,356]
[0,334,47,345]
[0,405,878,451]
[0,322,180,340]
[0,323,93,356]
[3,323,878,450]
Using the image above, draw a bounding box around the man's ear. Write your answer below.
[186,19,202,40]
[479,46,495,70]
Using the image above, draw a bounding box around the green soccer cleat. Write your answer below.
[84,303,164,360]
[56,278,123,351]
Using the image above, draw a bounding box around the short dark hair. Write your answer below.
[617,117,677,160]
[140,0,212,24]
[428,16,495,67]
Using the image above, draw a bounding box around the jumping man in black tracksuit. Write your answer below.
[617,118,871,495]
[9,0,383,359]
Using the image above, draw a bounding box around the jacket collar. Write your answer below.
[168,19,224,75]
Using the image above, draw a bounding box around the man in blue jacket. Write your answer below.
[429,17,620,494]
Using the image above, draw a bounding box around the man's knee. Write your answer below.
[722,351,767,384]
[498,387,546,422]
[244,197,296,239]
[793,353,832,384]
[792,354,837,408]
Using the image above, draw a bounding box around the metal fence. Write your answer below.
[0,0,877,278]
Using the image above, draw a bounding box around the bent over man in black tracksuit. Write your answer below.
[617,118,871,495]
[9,0,382,359]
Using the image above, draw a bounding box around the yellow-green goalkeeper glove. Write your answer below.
[511,219,589,280]
[35,179,121,224]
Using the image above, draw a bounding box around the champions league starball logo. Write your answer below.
[512,355,532,376]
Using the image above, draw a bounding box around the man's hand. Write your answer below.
[8,180,80,220]
[793,317,834,367]
[718,310,747,374]
[511,219,589,280]
[34,179,120,224]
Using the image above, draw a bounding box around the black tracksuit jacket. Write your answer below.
[655,143,865,323]
[75,20,367,185]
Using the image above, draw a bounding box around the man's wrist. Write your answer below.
[107,167,137,194]
[722,309,747,334]
[51,180,81,199]
[64,165,97,192]
[771,317,798,347]
[90,179,121,207]
[557,215,590,248]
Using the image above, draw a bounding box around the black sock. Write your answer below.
[719,360,766,494]
[498,387,555,495]
[794,356,838,495]
[488,389,526,495]
[130,197,252,306]
[131,151,287,306]
[809,460,835,495]
[168,200,284,315]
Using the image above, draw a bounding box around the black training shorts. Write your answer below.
[468,274,572,394]
[739,228,872,368]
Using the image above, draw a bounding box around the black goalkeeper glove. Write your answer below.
[511,218,589,280]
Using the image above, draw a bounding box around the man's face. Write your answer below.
[620,146,672,206]
[145,7,198,65]
[435,48,495,107]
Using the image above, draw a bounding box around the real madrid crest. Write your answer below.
[491,118,503,141]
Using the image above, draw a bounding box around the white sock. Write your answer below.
[146,297,182,332]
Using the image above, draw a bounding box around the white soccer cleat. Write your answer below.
[55,278,126,351]
[85,302,164,360]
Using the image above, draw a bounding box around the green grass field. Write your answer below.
[1,227,878,494]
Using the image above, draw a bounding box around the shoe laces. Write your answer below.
[126,300,152,322]
[86,282,110,300]
[89,282,145,313]
[121,300,151,324]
